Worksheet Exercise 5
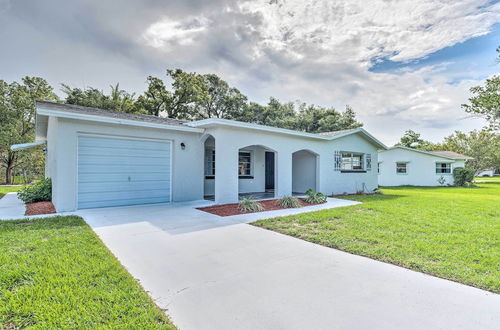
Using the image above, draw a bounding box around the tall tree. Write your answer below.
[440,130,500,173]
[396,130,429,149]
[135,76,169,116]
[62,83,137,113]
[136,69,208,119]
[193,74,247,119]
[0,77,58,184]
[461,47,500,130]
[461,76,500,131]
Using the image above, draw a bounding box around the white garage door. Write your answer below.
[77,135,171,209]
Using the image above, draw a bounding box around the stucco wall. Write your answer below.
[292,150,317,193]
[203,126,380,203]
[378,148,464,186]
[204,145,266,196]
[49,117,204,212]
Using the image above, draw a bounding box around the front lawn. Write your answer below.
[475,176,500,182]
[0,216,175,329]
[253,182,500,293]
[0,186,23,199]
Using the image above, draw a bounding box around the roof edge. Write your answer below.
[188,118,387,148]
[381,146,472,160]
[36,107,204,134]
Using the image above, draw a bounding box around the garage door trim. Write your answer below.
[76,133,173,209]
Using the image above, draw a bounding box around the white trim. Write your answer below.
[37,108,204,134]
[10,141,46,151]
[188,118,388,149]
[76,133,173,209]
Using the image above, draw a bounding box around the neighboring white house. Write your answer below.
[378,146,472,186]
[19,101,388,212]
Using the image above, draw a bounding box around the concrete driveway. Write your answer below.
[77,200,500,330]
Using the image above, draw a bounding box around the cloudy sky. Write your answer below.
[1,0,499,145]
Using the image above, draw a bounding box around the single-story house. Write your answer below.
[378,146,472,186]
[15,101,388,212]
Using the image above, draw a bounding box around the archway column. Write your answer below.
[214,138,239,204]
[276,151,292,198]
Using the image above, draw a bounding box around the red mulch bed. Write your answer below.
[197,198,324,217]
[25,201,56,216]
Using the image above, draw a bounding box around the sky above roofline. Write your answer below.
[0,0,498,145]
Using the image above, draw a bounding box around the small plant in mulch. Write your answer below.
[304,189,327,204]
[238,198,265,213]
[277,196,302,208]
[18,178,52,203]
[17,178,56,216]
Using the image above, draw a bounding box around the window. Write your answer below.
[396,162,407,174]
[341,152,364,171]
[238,151,252,176]
[205,149,215,176]
[436,163,451,174]
[377,162,381,174]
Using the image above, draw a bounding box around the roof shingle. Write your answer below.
[318,128,359,137]
[36,101,189,127]
[430,151,471,159]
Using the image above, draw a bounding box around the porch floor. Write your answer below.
[204,191,304,202]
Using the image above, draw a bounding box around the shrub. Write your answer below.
[18,178,52,203]
[277,196,302,208]
[238,198,264,213]
[453,167,474,187]
[305,189,327,204]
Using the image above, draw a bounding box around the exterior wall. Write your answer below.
[204,145,266,196]
[48,117,204,212]
[204,126,380,203]
[378,148,463,186]
[292,150,317,193]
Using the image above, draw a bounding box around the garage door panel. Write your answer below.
[78,164,169,174]
[79,147,171,158]
[78,180,170,193]
[79,136,169,151]
[78,196,169,209]
[78,172,169,183]
[77,135,171,209]
[78,155,170,166]
[78,189,170,203]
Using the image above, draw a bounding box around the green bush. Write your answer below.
[238,198,264,213]
[305,189,327,204]
[277,196,302,208]
[18,178,52,203]
[453,168,474,187]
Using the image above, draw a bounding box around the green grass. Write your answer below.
[0,216,175,329]
[0,186,23,199]
[253,182,500,293]
[475,176,500,182]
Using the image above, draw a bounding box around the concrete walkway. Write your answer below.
[0,193,26,220]
[77,200,500,330]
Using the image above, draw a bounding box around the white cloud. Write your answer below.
[143,16,211,49]
[239,0,500,63]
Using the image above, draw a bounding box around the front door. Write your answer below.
[265,152,275,190]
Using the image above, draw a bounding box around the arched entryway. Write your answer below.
[237,144,277,200]
[292,149,319,194]
[203,134,216,200]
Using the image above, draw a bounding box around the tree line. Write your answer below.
[61,69,363,133]
[0,70,362,184]
[0,46,498,184]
